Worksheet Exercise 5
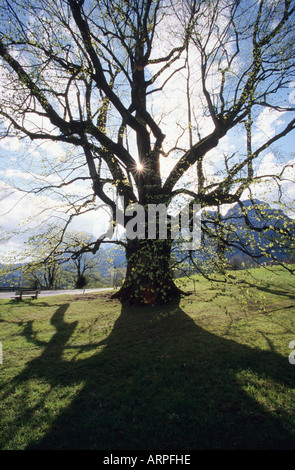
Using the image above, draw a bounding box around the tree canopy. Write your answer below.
[0,0,294,303]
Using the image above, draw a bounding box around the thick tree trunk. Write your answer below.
[112,238,183,305]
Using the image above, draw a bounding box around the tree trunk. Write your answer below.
[112,238,183,305]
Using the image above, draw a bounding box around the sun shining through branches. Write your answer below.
[136,163,144,172]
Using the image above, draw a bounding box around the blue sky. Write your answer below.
[1,103,294,261]
[0,0,295,260]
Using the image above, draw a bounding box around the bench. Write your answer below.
[12,290,40,301]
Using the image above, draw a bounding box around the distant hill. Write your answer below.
[198,199,295,268]
[0,263,23,289]
[1,200,294,288]
[107,199,295,273]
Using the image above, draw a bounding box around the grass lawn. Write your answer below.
[0,266,294,450]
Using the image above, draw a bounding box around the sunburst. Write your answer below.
[136,162,144,172]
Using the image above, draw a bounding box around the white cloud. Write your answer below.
[0,179,109,259]
[0,182,56,231]
[253,108,286,147]
[257,152,281,176]
[0,136,23,153]
[0,168,35,181]
[243,153,295,215]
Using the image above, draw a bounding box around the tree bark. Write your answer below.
[112,238,183,305]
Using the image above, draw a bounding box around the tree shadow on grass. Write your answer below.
[244,282,295,300]
[2,297,295,450]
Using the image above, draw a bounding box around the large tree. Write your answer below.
[0,0,294,304]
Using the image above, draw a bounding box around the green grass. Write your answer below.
[0,266,294,450]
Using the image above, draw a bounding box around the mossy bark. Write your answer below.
[112,238,183,305]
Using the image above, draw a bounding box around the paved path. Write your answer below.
[0,288,114,300]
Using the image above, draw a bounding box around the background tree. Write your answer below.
[19,232,71,289]
[61,231,102,288]
[22,256,68,289]
[0,0,294,304]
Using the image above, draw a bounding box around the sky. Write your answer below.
[0,0,295,262]
[1,101,294,262]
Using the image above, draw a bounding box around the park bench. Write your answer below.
[12,290,40,301]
